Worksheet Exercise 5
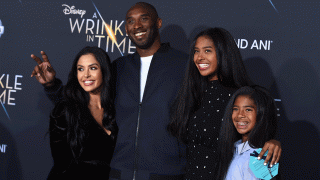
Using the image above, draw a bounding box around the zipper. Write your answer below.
[133,102,142,180]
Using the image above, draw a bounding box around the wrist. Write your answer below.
[43,79,56,87]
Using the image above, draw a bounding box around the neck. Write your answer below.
[242,134,248,143]
[89,93,102,109]
[136,36,161,57]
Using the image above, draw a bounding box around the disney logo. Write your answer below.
[62,4,86,18]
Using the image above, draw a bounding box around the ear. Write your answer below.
[157,18,162,29]
[125,24,128,35]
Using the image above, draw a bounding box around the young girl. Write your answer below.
[215,86,279,180]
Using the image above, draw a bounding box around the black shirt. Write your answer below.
[48,102,115,180]
[185,80,235,179]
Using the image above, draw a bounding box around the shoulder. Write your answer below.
[50,101,69,130]
[50,100,67,120]
[112,53,136,72]
[163,45,189,60]
[113,53,135,64]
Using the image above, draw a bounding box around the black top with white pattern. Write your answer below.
[185,80,235,179]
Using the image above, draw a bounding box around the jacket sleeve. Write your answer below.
[44,78,64,105]
[49,102,73,170]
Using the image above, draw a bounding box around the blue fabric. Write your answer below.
[110,43,188,180]
[225,140,261,180]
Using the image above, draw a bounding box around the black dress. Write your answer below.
[48,102,115,180]
[185,80,235,180]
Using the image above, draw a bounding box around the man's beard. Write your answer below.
[130,23,159,49]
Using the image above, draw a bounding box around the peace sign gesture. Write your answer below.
[30,51,56,87]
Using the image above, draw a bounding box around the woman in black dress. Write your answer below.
[168,28,281,179]
[47,46,117,179]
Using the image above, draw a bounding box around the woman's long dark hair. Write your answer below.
[167,27,251,143]
[215,86,278,179]
[60,46,116,160]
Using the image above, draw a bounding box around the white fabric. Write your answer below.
[140,55,153,102]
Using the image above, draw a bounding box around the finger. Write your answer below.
[46,64,54,73]
[41,51,50,63]
[274,148,281,165]
[270,145,279,166]
[31,69,36,77]
[35,73,45,84]
[31,65,40,77]
[263,145,275,165]
[31,54,43,65]
[258,144,269,160]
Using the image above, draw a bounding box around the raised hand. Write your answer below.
[31,51,56,87]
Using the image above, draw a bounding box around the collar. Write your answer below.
[133,43,171,59]
[235,140,253,155]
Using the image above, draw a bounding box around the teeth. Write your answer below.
[238,122,248,125]
[85,81,93,84]
[199,64,209,68]
[135,32,146,36]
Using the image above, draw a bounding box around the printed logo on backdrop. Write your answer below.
[62,3,135,56]
[0,74,23,120]
[0,19,4,38]
[235,39,273,51]
[0,144,7,153]
[62,4,86,18]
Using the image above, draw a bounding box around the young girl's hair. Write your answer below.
[215,85,278,180]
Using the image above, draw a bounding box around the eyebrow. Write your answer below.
[194,46,213,49]
[126,13,150,20]
[141,14,150,17]
[77,63,99,67]
[233,105,255,108]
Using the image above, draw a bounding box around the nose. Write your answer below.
[134,20,142,29]
[238,109,245,118]
[195,51,204,61]
[85,69,90,78]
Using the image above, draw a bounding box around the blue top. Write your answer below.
[111,43,188,179]
[225,140,260,180]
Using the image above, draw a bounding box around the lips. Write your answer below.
[83,80,95,86]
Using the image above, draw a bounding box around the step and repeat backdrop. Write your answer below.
[0,0,319,179]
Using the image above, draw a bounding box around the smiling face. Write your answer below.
[232,95,257,142]
[77,54,103,94]
[193,36,218,81]
[125,4,161,49]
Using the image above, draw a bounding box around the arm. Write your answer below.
[31,51,63,104]
[44,78,63,105]
[258,140,282,166]
[49,102,73,169]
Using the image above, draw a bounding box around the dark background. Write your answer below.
[0,0,319,179]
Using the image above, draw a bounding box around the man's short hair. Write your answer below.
[133,2,159,19]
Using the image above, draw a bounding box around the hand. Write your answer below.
[30,51,56,87]
[258,139,281,167]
